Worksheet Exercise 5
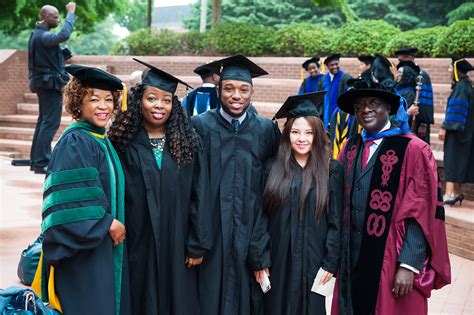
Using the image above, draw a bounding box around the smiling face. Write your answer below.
[220,79,253,118]
[354,96,390,134]
[327,60,340,75]
[79,89,115,128]
[141,86,173,136]
[289,117,314,161]
[307,62,319,78]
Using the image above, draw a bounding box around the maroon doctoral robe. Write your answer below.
[332,133,451,315]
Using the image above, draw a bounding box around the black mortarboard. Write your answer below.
[273,91,327,120]
[397,60,420,74]
[194,64,214,77]
[302,56,320,70]
[394,47,418,57]
[66,64,123,91]
[337,79,400,115]
[205,54,268,84]
[133,58,193,94]
[66,64,127,111]
[358,55,375,65]
[450,54,473,81]
[324,53,341,65]
[374,54,394,69]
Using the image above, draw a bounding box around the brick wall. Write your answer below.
[0,50,29,115]
[445,222,474,260]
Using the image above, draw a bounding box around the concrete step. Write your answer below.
[16,103,68,116]
[0,115,72,129]
[0,150,23,159]
[0,126,62,142]
[0,139,33,158]
[24,93,38,103]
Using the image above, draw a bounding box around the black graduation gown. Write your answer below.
[264,160,343,315]
[192,109,280,315]
[40,121,130,315]
[442,78,474,183]
[119,127,211,315]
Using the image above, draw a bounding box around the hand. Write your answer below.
[108,219,126,246]
[438,128,446,141]
[66,2,76,13]
[319,270,334,285]
[254,268,270,284]
[407,105,419,116]
[185,256,203,268]
[393,267,414,298]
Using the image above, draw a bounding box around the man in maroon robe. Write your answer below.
[331,80,451,315]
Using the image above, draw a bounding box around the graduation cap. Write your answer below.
[337,79,400,115]
[133,58,193,94]
[357,55,375,65]
[273,91,326,120]
[394,47,418,57]
[204,54,268,84]
[396,60,420,74]
[66,64,127,111]
[302,56,320,70]
[450,54,473,82]
[374,54,394,69]
[194,64,214,78]
[323,53,341,65]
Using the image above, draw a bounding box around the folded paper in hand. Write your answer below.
[311,268,335,297]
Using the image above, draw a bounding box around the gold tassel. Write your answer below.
[453,58,464,82]
[321,59,326,74]
[121,82,127,112]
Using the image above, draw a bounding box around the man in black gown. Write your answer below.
[192,55,280,315]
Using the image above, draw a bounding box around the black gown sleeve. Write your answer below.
[187,144,212,258]
[42,131,114,266]
[321,159,343,274]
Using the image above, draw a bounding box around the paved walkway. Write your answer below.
[0,157,472,314]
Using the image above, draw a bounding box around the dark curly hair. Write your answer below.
[64,77,120,120]
[109,84,199,165]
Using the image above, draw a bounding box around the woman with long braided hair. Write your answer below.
[108,59,211,315]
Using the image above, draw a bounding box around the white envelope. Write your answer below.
[311,267,336,297]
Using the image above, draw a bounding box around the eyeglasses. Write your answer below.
[353,100,384,112]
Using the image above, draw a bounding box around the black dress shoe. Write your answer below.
[444,194,464,206]
[33,166,48,174]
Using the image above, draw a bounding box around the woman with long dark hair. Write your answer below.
[108,59,211,314]
[439,55,474,205]
[262,92,342,315]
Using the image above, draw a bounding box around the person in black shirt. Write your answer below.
[28,2,77,174]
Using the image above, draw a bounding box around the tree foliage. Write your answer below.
[0,0,127,34]
[113,0,147,32]
[183,0,344,31]
[447,2,474,25]
[183,0,468,31]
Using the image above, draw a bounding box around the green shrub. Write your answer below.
[385,26,448,57]
[126,29,179,55]
[176,31,213,55]
[273,23,335,56]
[434,18,474,57]
[209,23,275,56]
[332,20,400,56]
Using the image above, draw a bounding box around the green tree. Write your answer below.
[447,2,474,24]
[0,0,127,34]
[312,0,357,21]
[183,0,343,30]
[113,0,147,32]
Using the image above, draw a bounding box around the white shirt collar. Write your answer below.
[202,83,215,88]
[372,120,391,145]
[219,107,247,125]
